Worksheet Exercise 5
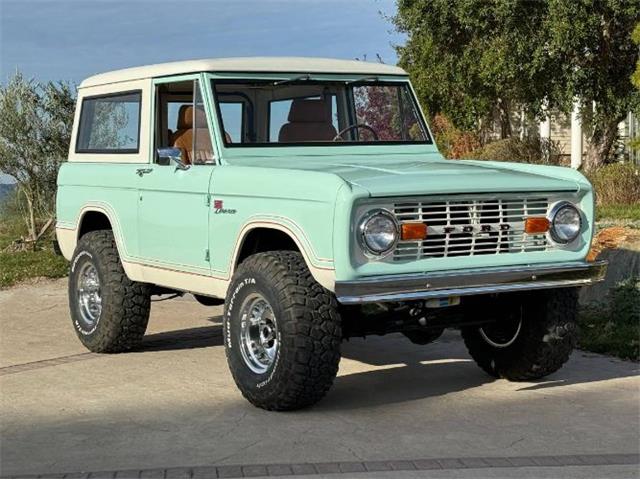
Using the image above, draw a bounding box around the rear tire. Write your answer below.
[224,251,341,411]
[461,288,578,380]
[68,230,150,353]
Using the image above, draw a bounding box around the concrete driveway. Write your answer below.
[1,278,639,478]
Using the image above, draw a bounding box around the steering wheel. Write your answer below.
[333,123,379,142]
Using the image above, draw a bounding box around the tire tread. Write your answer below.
[225,251,341,411]
[70,230,150,353]
[461,289,578,381]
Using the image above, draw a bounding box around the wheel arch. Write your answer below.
[58,204,140,280]
[231,222,335,292]
[77,210,113,239]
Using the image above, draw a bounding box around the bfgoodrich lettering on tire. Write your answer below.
[224,251,341,411]
[68,230,151,353]
[461,288,578,380]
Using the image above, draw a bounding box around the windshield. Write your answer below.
[213,80,431,146]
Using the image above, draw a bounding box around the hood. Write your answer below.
[231,153,581,197]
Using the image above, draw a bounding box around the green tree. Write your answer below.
[394,0,640,171]
[393,0,548,138]
[543,1,640,170]
[634,23,640,89]
[0,72,75,248]
[632,22,640,150]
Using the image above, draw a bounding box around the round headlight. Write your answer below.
[550,202,582,243]
[359,209,399,256]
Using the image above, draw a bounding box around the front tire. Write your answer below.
[461,288,578,380]
[224,251,341,411]
[69,230,150,353]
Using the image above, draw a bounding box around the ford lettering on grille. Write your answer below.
[392,196,551,261]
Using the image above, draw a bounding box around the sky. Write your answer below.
[0,0,404,85]
[0,0,404,183]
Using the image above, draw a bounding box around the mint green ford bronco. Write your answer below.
[57,57,606,410]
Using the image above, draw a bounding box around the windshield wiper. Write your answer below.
[346,76,379,85]
[273,74,311,86]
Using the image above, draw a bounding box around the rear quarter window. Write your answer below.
[76,91,141,153]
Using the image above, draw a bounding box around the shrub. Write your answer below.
[587,162,640,206]
[431,114,481,159]
[578,277,640,361]
[596,204,640,222]
[468,137,564,165]
[0,189,68,288]
[0,190,27,250]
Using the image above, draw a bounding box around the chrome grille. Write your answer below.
[392,196,551,261]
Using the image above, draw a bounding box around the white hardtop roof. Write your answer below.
[79,57,408,88]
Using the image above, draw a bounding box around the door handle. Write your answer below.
[136,168,153,177]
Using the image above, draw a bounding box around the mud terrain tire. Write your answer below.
[461,288,578,380]
[69,230,150,353]
[224,251,341,411]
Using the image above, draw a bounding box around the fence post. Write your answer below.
[539,103,551,163]
[571,99,583,169]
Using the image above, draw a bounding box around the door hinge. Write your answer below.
[205,249,210,262]
[205,194,211,207]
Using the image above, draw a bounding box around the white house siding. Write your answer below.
[542,111,639,166]
[483,107,639,167]
[549,111,572,156]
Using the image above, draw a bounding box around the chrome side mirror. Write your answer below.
[157,147,190,171]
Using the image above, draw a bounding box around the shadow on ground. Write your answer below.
[335,331,638,407]
[128,325,639,411]
[135,325,224,352]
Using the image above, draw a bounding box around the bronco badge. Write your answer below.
[213,199,237,214]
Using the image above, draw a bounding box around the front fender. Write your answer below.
[208,165,347,291]
[230,218,335,290]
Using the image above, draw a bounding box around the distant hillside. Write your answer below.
[0,183,16,203]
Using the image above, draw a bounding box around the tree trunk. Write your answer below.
[21,188,38,250]
[498,99,512,139]
[584,119,620,172]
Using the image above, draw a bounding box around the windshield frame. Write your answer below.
[210,76,433,148]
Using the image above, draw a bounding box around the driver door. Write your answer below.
[136,77,215,275]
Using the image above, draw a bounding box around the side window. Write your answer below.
[76,91,141,153]
[192,83,213,164]
[219,102,244,143]
[167,100,192,135]
[155,80,214,165]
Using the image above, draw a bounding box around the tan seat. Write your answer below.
[171,105,213,164]
[278,99,337,142]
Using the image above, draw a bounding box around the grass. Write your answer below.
[0,213,69,289]
[0,249,68,288]
[577,277,640,361]
[0,214,22,250]
[596,203,640,222]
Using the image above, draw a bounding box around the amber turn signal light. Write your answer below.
[401,223,428,240]
[525,217,550,234]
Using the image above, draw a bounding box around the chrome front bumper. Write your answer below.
[335,261,608,304]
